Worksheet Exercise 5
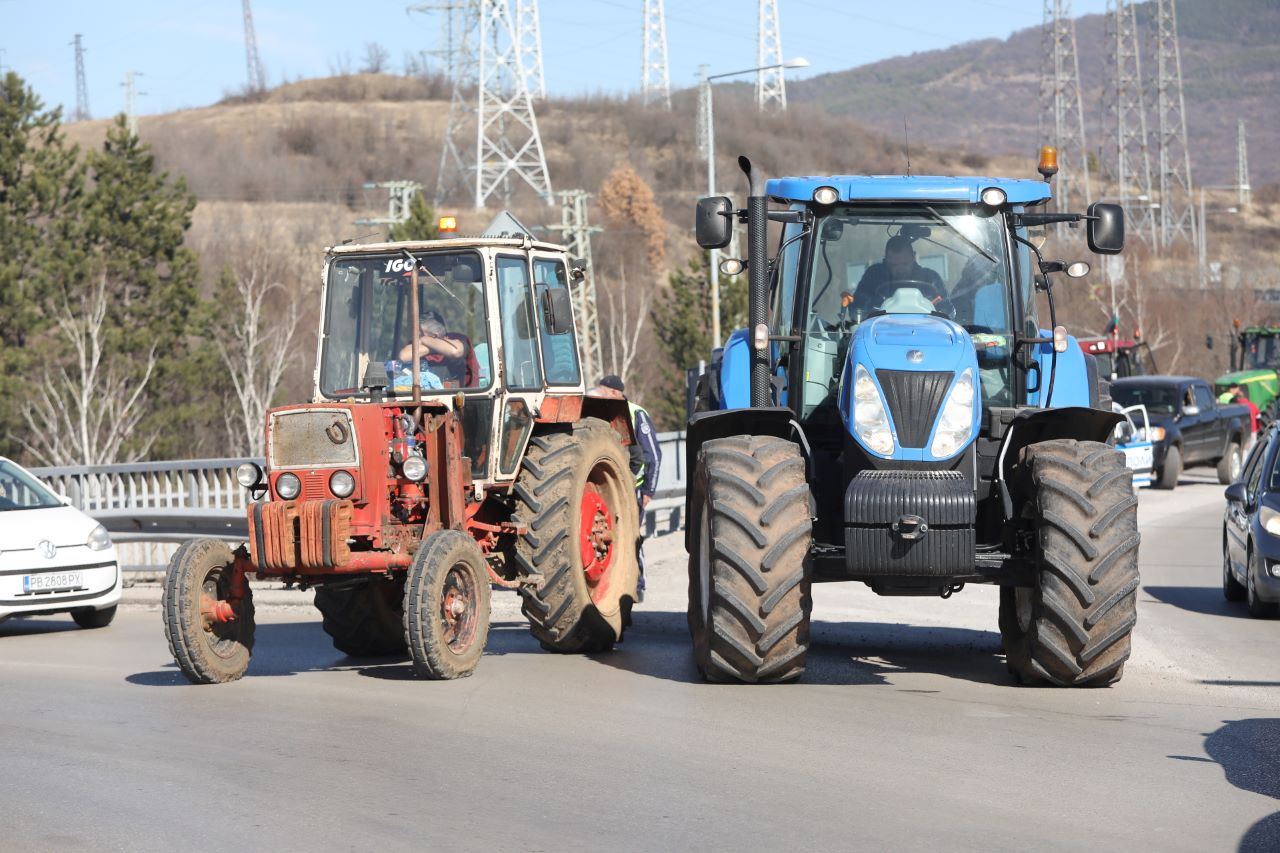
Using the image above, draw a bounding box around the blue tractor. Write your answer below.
[686,152,1138,686]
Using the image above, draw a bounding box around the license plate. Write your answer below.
[22,571,84,593]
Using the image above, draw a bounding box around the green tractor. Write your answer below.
[1217,326,1280,418]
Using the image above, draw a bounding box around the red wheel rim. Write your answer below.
[579,483,614,585]
[440,564,479,652]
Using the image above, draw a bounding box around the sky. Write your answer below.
[3,0,1112,119]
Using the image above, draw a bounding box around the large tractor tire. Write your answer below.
[1154,444,1181,490]
[1217,441,1242,485]
[163,539,256,684]
[687,435,812,684]
[314,575,407,657]
[512,420,640,653]
[1001,439,1140,687]
[403,529,492,679]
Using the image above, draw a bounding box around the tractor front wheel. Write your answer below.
[403,530,492,679]
[1001,439,1140,687]
[687,435,812,683]
[315,575,407,657]
[162,539,256,684]
[513,420,640,653]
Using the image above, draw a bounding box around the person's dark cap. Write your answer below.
[885,234,915,255]
[598,375,625,393]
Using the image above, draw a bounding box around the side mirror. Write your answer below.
[1114,421,1135,443]
[695,196,734,249]
[1087,202,1125,255]
[1183,404,1201,417]
[540,286,575,336]
[1225,481,1247,504]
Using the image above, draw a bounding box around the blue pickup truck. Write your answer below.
[1111,376,1250,489]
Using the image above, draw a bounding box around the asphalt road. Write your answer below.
[1,472,1276,852]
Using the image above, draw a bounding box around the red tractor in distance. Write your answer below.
[163,229,641,683]
[1077,334,1156,380]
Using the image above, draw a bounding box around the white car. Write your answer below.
[0,456,121,628]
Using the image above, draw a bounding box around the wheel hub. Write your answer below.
[440,565,478,651]
[579,483,615,583]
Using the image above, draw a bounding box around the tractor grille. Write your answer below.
[876,369,954,448]
[268,409,359,469]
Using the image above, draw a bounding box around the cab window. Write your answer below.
[533,258,582,385]
[496,256,543,390]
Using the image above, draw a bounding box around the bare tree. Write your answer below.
[17,270,157,466]
[599,263,651,381]
[362,42,391,75]
[213,238,305,456]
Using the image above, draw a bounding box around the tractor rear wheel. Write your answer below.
[513,420,640,653]
[403,530,491,679]
[687,435,812,684]
[163,539,256,684]
[315,575,407,657]
[1001,439,1140,687]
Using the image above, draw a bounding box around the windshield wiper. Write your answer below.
[922,206,997,265]
[400,250,463,308]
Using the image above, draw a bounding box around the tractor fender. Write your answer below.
[996,406,1124,485]
[683,407,809,551]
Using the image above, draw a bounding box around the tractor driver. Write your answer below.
[398,308,479,388]
[850,234,946,313]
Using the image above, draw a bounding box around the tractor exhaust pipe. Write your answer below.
[739,156,770,409]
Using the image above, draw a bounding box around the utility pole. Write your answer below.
[1153,0,1196,249]
[121,71,145,137]
[757,0,787,113]
[1039,1,1091,217]
[70,34,90,121]
[547,190,603,382]
[354,181,424,230]
[641,0,671,110]
[1105,0,1156,249]
[242,0,266,93]
[410,1,475,204]
[1237,119,1251,210]
[514,0,546,100]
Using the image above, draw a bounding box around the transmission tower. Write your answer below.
[121,71,145,137]
[1237,119,1251,210]
[354,181,424,229]
[757,0,786,113]
[641,0,671,110]
[1040,1,1092,219]
[547,190,603,382]
[1105,0,1156,249]
[514,0,546,100]
[70,34,90,121]
[1152,0,1195,249]
[242,0,266,93]
[409,2,474,203]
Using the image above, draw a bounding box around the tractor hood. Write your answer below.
[839,314,981,462]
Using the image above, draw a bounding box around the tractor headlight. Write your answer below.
[401,453,428,482]
[1260,506,1280,538]
[812,185,840,205]
[329,470,356,498]
[853,364,895,456]
[276,472,302,500]
[980,187,1007,207]
[236,462,263,488]
[930,369,976,459]
[86,524,112,551]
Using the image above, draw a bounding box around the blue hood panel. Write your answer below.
[870,315,963,352]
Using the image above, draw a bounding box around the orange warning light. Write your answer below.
[1037,146,1059,181]
[438,215,458,233]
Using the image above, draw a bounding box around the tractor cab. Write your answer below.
[1078,336,1156,380]
[1218,326,1280,413]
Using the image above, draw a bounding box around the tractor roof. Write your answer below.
[326,236,568,255]
[766,175,1052,205]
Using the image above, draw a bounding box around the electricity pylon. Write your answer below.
[1152,0,1196,249]
[641,0,671,110]
[547,190,603,382]
[1040,1,1091,217]
[1105,0,1156,248]
[514,0,546,100]
[757,0,786,113]
[242,0,266,93]
[71,34,90,121]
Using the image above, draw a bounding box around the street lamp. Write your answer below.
[1198,186,1239,288]
[698,57,810,348]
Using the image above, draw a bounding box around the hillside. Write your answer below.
[790,0,1280,189]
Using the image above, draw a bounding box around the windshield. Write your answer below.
[1243,334,1280,371]
[1112,385,1177,415]
[0,460,62,511]
[798,204,1015,419]
[319,250,491,398]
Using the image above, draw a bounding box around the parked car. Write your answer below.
[0,457,121,627]
[1223,428,1280,618]
[1113,403,1154,491]
[1111,376,1249,490]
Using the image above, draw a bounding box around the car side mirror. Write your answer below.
[539,286,575,336]
[1183,404,1201,417]
[695,196,734,249]
[1224,481,1247,504]
[1114,421,1135,443]
[1087,202,1125,254]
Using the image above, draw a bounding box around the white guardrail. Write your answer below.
[30,432,689,575]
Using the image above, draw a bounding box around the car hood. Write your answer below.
[0,504,99,549]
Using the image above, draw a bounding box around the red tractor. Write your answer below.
[163,233,641,682]
[1077,335,1156,380]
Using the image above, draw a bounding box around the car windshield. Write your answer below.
[318,250,491,399]
[0,460,62,511]
[1243,334,1280,371]
[1112,384,1177,415]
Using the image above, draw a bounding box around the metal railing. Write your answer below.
[30,433,690,572]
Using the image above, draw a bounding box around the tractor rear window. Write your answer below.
[319,250,490,398]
